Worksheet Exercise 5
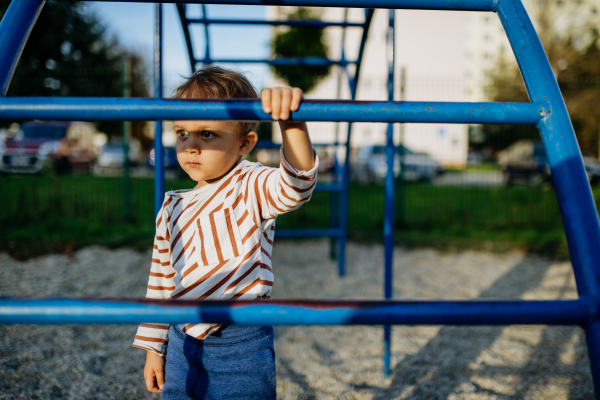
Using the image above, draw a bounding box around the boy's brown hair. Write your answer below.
[174,65,259,137]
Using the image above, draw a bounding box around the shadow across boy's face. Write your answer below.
[173,120,257,188]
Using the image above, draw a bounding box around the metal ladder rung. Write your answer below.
[185,18,366,28]
[196,57,355,66]
[275,228,343,238]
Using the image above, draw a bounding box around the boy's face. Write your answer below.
[173,120,257,188]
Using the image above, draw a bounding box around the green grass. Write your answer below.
[2,174,599,260]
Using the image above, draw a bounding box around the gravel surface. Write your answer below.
[0,240,594,399]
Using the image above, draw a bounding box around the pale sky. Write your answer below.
[88,2,272,95]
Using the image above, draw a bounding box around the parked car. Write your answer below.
[353,145,443,183]
[93,139,143,174]
[0,121,96,173]
[584,156,600,185]
[147,146,187,177]
[498,139,600,185]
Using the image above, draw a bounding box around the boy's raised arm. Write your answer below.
[261,87,315,172]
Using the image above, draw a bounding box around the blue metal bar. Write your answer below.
[313,184,343,192]
[186,18,365,28]
[0,98,544,124]
[498,0,600,395]
[338,8,374,277]
[348,9,374,99]
[329,8,349,263]
[175,4,196,73]
[154,3,165,217]
[274,228,342,238]
[197,57,355,66]
[0,298,590,326]
[65,0,497,12]
[201,4,211,64]
[255,140,333,148]
[498,0,600,303]
[0,0,45,95]
[383,8,395,377]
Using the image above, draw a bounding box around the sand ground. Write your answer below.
[0,239,593,399]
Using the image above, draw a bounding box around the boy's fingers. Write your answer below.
[280,89,292,120]
[144,370,157,392]
[290,87,303,111]
[271,87,282,120]
[261,89,272,113]
[156,369,165,390]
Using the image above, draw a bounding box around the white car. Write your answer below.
[353,145,443,183]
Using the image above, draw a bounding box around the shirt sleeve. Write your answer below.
[245,146,319,224]
[132,197,175,356]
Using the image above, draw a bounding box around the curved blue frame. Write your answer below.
[1,0,599,395]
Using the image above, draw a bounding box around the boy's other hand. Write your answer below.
[144,351,165,393]
[261,87,303,121]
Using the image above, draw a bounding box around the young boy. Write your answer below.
[132,66,317,399]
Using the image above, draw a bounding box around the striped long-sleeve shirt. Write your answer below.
[133,148,318,355]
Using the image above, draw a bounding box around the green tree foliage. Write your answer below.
[483,1,600,156]
[271,7,330,93]
[0,0,149,143]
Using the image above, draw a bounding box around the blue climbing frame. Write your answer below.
[173,3,373,277]
[1,0,600,395]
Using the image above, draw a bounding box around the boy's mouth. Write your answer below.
[187,161,201,168]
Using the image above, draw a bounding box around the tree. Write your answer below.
[483,0,600,156]
[271,7,331,93]
[0,0,150,144]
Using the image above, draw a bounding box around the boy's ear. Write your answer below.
[239,131,258,156]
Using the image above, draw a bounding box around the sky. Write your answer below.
[87,2,272,95]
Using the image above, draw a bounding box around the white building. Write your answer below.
[269,1,599,167]
[270,7,471,168]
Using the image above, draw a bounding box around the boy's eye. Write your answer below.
[200,130,215,138]
[177,130,188,138]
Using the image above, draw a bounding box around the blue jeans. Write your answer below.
[162,324,276,400]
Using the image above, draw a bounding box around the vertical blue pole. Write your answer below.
[154,3,165,217]
[330,9,348,263]
[202,4,211,64]
[0,0,45,95]
[383,7,395,377]
[338,128,351,277]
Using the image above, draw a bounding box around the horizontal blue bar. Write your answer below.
[0,98,543,124]
[0,298,588,325]
[275,228,342,238]
[198,57,354,66]
[187,18,365,28]
[313,184,343,192]
[255,140,334,149]
[74,0,496,12]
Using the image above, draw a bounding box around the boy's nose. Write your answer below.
[184,138,201,153]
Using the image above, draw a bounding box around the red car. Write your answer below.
[1,121,97,173]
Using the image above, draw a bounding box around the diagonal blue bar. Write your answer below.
[0,98,543,124]
[68,0,497,12]
[0,298,590,326]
